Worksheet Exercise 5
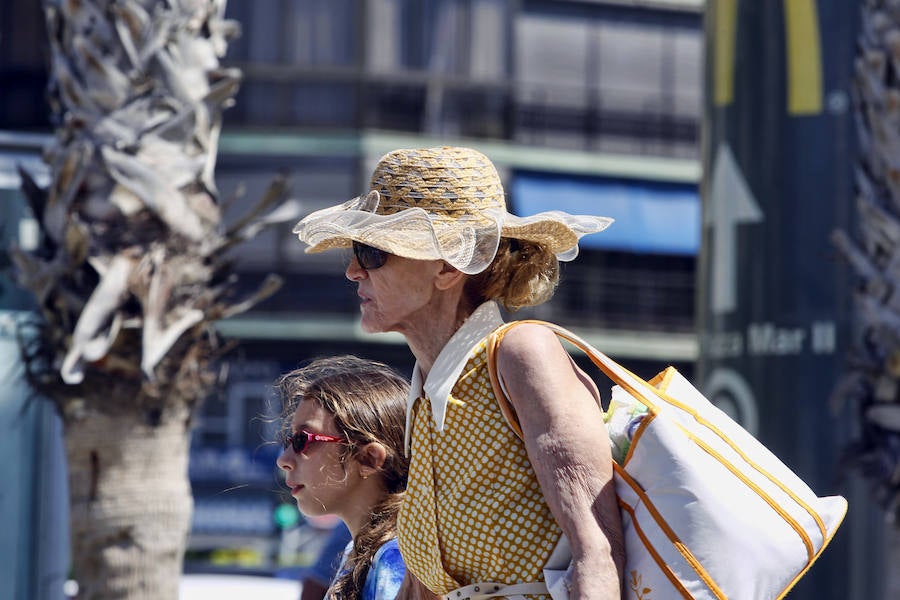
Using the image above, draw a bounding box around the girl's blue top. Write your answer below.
[329,537,406,600]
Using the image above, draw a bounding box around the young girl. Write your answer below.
[276,355,409,600]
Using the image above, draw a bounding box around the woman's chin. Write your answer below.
[359,314,386,334]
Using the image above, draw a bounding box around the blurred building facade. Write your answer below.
[1,0,703,574]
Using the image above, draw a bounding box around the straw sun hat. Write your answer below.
[292,146,613,274]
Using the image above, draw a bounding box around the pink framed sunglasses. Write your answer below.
[284,430,344,454]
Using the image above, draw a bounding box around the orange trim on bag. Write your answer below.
[615,464,726,600]
[776,500,847,600]
[486,323,526,441]
[542,325,663,415]
[675,422,815,561]
[647,367,677,391]
[514,321,654,413]
[619,360,829,547]
[621,411,656,469]
[617,498,693,600]
[644,377,828,546]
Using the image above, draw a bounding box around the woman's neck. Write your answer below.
[404,318,458,378]
[402,296,474,379]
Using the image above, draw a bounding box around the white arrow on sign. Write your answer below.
[707,143,764,314]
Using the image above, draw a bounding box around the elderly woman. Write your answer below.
[293,146,624,599]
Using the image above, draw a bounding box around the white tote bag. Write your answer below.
[485,321,848,600]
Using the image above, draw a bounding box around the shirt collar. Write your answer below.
[404,301,505,452]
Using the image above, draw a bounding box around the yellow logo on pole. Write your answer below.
[713,0,738,108]
[713,0,823,115]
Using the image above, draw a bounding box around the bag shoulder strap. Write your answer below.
[486,321,528,441]
[486,320,663,441]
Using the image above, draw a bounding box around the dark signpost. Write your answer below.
[700,2,882,598]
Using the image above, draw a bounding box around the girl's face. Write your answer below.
[276,401,365,521]
[345,252,445,335]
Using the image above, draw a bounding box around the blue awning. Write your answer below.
[511,172,700,255]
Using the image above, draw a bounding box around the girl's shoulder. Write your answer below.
[371,538,404,574]
[364,538,406,600]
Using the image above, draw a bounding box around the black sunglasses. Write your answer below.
[283,429,344,454]
[352,241,390,270]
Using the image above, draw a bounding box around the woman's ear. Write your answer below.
[434,261,466,291]
[355,442,388,479]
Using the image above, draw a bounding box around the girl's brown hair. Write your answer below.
[464,238,560,311]
[276,355,409,599]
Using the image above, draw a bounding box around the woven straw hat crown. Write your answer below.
[292,146,613,274]
[369,146,505,221]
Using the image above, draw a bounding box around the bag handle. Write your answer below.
[487,320,664,441]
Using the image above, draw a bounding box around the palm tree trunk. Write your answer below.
[47,330,218,599]
[66,404,192,600]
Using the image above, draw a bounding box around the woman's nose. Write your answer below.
[345,256,367,281]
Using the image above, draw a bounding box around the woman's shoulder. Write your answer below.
[494,320,590,400]
[496,320,565,362]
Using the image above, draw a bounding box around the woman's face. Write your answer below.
[345,252,445,335]
[276,401,362,520]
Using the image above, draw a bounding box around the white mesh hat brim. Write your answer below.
[292,192,614,274]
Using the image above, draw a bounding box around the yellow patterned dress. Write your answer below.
[397,303,561,597]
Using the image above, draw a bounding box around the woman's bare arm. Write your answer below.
[497,323,624,599]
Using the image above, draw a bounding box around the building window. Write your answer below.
[366,0,509,78]
[283,0,358,66]
[228,0,358,66]
[514,5,702,155]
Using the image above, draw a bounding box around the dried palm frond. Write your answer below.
[16,0,298,399]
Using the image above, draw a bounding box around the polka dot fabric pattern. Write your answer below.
[397,340,559,598]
